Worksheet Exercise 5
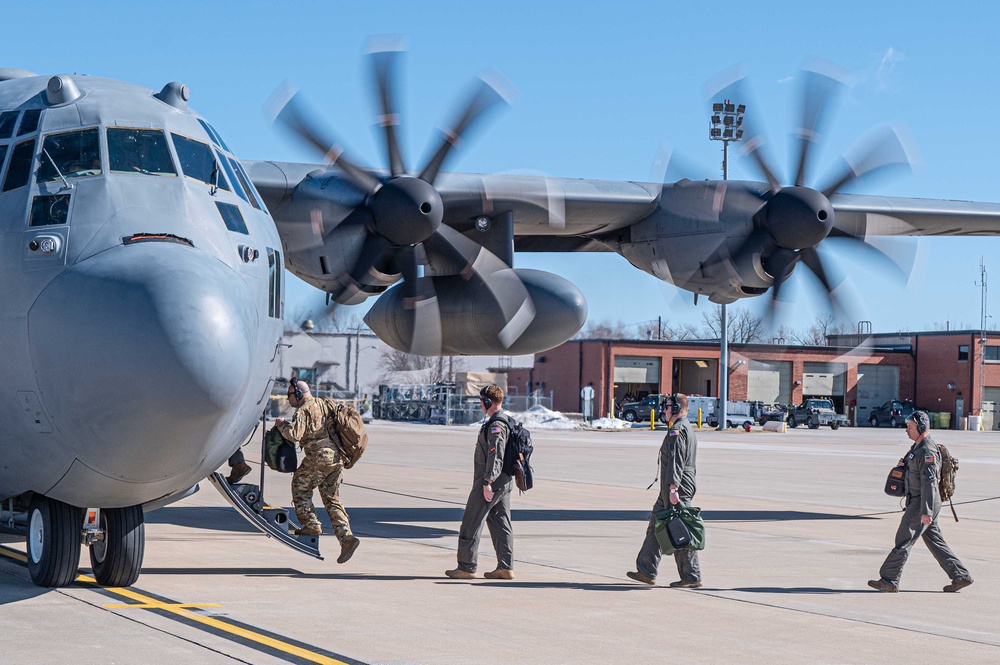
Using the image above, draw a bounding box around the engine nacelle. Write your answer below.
[365,268,587,355]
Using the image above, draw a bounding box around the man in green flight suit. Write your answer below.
[445,384,515,580]
[868,410,972,592]
[627,392,702,588]
[277,380,360,564]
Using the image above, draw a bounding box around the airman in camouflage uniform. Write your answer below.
[277,380,360,564]
[868,411,972,592]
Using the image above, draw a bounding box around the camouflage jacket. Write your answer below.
[277,396,335,455]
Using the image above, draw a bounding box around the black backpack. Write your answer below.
[491,415,534,492]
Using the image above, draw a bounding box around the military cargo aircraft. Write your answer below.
[3,45,1000,588]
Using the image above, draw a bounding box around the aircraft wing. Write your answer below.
[244,161,659,247]
[832,193,1000,237]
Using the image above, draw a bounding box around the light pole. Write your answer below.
[710,100,745,430]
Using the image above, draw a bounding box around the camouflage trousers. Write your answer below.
[291,447,352,544]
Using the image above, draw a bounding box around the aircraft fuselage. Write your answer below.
[0,72,283,509]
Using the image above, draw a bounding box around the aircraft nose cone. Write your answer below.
[29,243,255,483]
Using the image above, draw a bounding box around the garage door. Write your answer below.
[614,356,661,400]
[857,364,899,426]
[802,362,846,397]
[748,360,791,404]
[982,387,1000,430]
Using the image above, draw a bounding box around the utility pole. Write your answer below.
[978,257,988,424]
[710,99,745,430]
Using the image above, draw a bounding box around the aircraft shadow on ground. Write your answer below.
[147,506,869,541]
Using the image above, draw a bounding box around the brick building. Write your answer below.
[507,330,1000,429]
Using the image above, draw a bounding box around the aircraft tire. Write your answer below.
[26,495,82,588]
[90,505,145,587]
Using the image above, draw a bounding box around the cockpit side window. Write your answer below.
[108,128,177,176]
[0,111,18,139]
[198,119,231,152]
[171,133,229,191]
[228,157,262,211]
[217,150,249,203]
[0,145,8,180]
[17,109,41,136]
[37,129,101,183]
[2,138,35,192]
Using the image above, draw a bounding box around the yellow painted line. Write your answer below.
[88,583,351,665]
[103,602,222,610]
[0,546,352,665]
[1,548,26,563]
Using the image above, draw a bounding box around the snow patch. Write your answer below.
[588,417,632,430]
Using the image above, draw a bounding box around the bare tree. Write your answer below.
[666,321,702,340]
[376,349,466,385]
[792,313,852,346]
[576,319,631,339]
[284,302,361,333]
[699,305,765,344]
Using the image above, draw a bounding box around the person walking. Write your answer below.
[627,393,702,588]
[868,410,972,592]
[277,380,360,564]
[446,384,515,580]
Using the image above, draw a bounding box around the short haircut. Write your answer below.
[675,393,689,412]
[483,384,504,406]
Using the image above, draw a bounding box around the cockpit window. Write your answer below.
[171,133,229,191]
[215,201,248,234]
[0,111,18,139]
[227,157,262,211]
[0,145,8,176]
[17,109,41,136]
[217,150,249,203]
[2,138,35,192]
[37,129,101,183]
[108,128,177,176]
[198,119,231,152]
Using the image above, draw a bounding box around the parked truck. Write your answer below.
[787,398,849,430]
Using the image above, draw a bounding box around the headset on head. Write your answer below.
[666,392,681,415]
[480,384,497,410]
[909,411,928,434]
[290,378,304,402]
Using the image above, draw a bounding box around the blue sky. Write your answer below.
[12,1,1000,337]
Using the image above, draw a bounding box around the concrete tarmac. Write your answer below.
[1,421,998,664]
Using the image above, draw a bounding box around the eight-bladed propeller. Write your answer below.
[717,65,915,320]
[270,41,535,353]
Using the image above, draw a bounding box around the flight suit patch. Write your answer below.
[924,454,935,463]
[490,426,503,434]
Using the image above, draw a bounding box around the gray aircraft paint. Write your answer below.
[0,73,283,509]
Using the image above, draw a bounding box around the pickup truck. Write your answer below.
[619,395,664,423]
[868,399,915,428]
[787,399,848,430]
